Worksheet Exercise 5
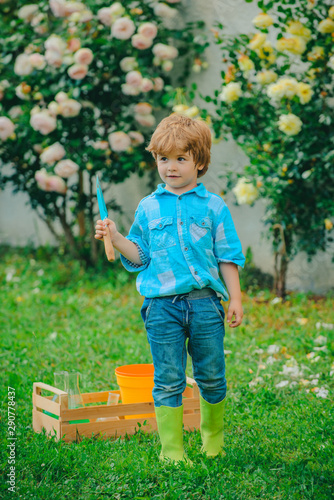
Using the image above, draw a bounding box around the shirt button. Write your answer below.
[180,221,183,225]
[184,247,188,251]
[159,224,162,228]
[194,271,198,275]
[201,222,205,225]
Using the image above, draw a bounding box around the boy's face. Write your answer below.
[156,151,204,195]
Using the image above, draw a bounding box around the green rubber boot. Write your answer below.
[200,395,226,457]
[154,405,190,464]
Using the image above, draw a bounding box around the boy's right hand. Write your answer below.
[95,219,118,242]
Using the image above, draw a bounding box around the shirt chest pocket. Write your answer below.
[148,216,177,251]
[189,215,213,248]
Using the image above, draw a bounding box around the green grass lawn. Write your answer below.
[1,247,333,500]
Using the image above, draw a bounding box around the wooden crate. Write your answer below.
[33,377,200,443]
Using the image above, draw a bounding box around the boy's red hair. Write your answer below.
[145,113,211,177]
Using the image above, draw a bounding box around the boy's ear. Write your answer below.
[197,164,205,171]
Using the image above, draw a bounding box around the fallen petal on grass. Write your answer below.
[296,318,308,325]
[316,322,334,330]
[276,380,289,388]
[267,344,280,354]
[314,334,328,344]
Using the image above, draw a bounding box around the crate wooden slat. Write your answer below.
[32,377,200,442]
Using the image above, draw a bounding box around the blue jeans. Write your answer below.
[140,291,226,408]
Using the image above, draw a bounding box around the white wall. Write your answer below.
[1,0,333,293]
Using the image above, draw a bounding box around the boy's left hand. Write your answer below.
[227,299,243,328]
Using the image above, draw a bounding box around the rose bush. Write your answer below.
[201,0,334,297]
[0,0,208,264]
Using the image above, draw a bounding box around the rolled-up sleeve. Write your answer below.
[213,202,245,268]
[120,207,150,272]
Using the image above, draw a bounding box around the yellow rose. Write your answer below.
[183,106,199,118]
[256,69,278,85]
[329,6,334,19]
[252,12,274,29]
[267,82,286,100]
[219,82,242,103]
[276,36,306,54]
[267,77,298,100]
[232,177,258,205]
[296,82,313,104]
[317,18,334,34]
[225,64,236,83]
[256,42,276,66]
[324,219,333,230]
[306,68,317,80]
[278,113,303,136]
[287,21,312,40]
[248,33,267,50]
[172,104,189,114]
[280,77,298,98]
[238,54,255,73]
[307,46,324,61]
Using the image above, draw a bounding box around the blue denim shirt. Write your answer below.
[120,182,245,300]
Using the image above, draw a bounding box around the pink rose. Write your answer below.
[45,49,63,68]
[67,63,88,80]
[35,169,67,193]
[58,99,82,117]
[152,43,178,60]
[153,77,164,91]
[74,48,93,65]
[135,114,156,127]
[30,111,57,135]
[141,78,154,92]
[111,17,136,40]
[92,140,109,150]
[77,9,93,22]
[35,168,49,185]
[129,131,145,145]
[49,0,67,17]
[97,7,113,26]
[54,159,79,178]
[8,106,24,119]
[153,3,177,18]
[40,142,66,164]
[48,175,67,193]
[29,53,46,70]
[121,84,141,96]
[45,34,66,54]
[108,131,131,152]
[131,34,153,50]
[138,22,158,40]
[120,56,138,72]
[14,54,33,76]
[134,102,153,115]
[67,38,81,52]
[0,116,15,141]
[64,1,85,16]
[126,70,142,86]
[18,4,39,21]
[162,60,173,72]
[55,91,68,103]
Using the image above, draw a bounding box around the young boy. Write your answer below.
[95,113,245,463]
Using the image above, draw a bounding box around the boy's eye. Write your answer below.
[178,157,185,161]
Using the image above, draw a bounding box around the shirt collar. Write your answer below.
[155,182,208,198]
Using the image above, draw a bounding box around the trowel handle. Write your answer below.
[103,226,115,262]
